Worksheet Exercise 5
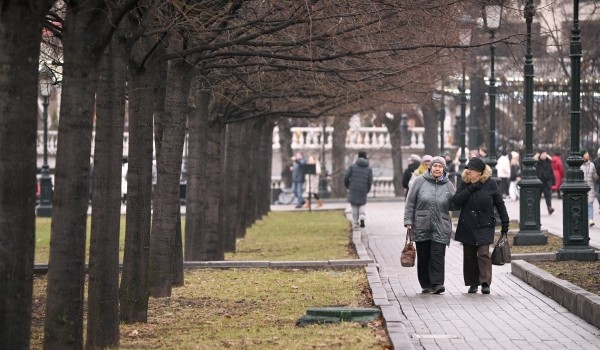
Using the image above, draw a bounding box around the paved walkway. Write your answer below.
[354,197,600,349]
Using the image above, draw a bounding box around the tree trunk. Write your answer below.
[149,57,192,297]
[422,96,439,156]
[0,2,52,349]
[184,89,208,261]
[331,116,350,198]
[119,30,163,323]
[222,122,244,251]
[259,119,275,216]
[236,120,252,238]
[277,118,293,188]
[381,113,404,197]
[199,117,225,260]
[86,33,126,349]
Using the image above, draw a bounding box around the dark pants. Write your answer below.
[462,244,492,286]
[540,184,553,211]
[415,240,447,288]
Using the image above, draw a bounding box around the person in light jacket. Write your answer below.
[404,156,456,294]
[452,157,509,295]
[344,151,373,228]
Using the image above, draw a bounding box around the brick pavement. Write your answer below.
[353,199,600,350]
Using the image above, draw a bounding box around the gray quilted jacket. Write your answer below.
[403,171,456,245]
[343,158,373,205]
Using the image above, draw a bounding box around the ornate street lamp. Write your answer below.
[557,0,597,261]
[318,118,330,198]
[483,4,502,176]
[439,82,446,155]
[457,22,472,176]
[514,0,546,245]
[36,67,53,217]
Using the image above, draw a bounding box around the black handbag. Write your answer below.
[491,232,511,266]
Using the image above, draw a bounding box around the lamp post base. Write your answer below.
[556,246,598,261]
[36,173,53,217]
[514,178,547,245]
[36,205,52,217]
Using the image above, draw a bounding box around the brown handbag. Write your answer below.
[400,227,416,267]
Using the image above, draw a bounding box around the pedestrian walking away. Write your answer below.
[551,151,565,199]
[509,151,521,201]
[403,156,456,294]
[534,149,555,215]
[452,157,509,295]
[344,151,373,228]
[291,152,306,208]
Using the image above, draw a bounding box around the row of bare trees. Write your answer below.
[1,1,490,349]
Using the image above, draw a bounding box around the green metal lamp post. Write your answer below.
[513,0,546,245]
[318,119,330,198]
[483,4,501,176]
[457,23,472,176]
[557,0,597,261]
[36,67,53,217]
[439,87,446,156]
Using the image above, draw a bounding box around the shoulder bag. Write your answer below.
[491,232,511,266]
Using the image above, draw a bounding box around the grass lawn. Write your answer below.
[31,209,390,349]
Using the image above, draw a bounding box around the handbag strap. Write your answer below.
[406,227,413,244]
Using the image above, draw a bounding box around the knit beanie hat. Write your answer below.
[421,155,433,164]
[358,151,367,159]
[466,157,486,172]
[430,156,447,168]
[580,148,589,157]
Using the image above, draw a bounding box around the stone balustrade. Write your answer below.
[38,125,433,158]
[273,126,427,150]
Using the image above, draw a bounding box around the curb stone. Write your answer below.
[512,259,600,329]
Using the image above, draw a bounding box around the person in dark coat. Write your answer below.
[534,149,555,214]
[452,157,509,295]
[404,156,456,294]
[402,154,421,197]
[344,151,373,228]
[291,152,307,208]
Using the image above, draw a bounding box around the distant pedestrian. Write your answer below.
[408,154,432,188]
[402,154,421,197]
[291,152,306,208]
[303,155,323,208]
[580,149,597,227]
[509,151,521,201]
[404,156,456,294]
[534,149,555,215]
[496,151,510,198]
[452,157,509,295]
[551,152,565,199]
[344,151,373,228]
[443,151,456,186]
[593,149,600,209]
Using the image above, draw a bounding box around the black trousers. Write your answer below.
[540,184,553,210]
[415,240,446,288]
[462,244,492,286]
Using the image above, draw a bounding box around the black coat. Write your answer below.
[535,158,555,188]
[452,174,509,246]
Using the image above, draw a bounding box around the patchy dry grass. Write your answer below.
[31,210,390,349]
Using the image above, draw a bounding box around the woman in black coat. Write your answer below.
[452,157,509,295]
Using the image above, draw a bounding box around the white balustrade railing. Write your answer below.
[272,126,426,150]
[38,125,430,158]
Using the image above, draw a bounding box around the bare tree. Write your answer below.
[43,1,138,348]
[86,28,127,349]
[0,3,55,349]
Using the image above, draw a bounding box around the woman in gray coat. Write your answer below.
[404,156,456,294]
